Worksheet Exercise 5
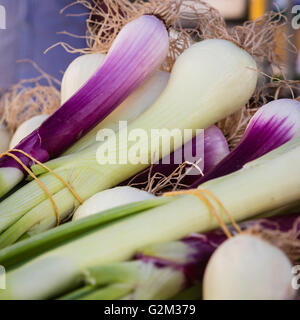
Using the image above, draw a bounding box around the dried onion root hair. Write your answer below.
[57,0,289,72]
[127,161,203,195]
[245,216,300,265]
[0,61,61,133]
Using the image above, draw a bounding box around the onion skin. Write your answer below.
[203,125,230,173]
[120,125,229,187]
[0,15,169,196]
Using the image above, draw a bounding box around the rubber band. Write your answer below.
[163,189,234,238]
[163,189,242,238]
[200,189,242,234]
[10,149,83,205]
[0,151,61,225]
[0,149,84,226]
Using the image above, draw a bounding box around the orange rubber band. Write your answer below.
[200,189,242,234]
[0,149,83,226]
[0,151,61,225]
[163,189,234,238]
[11,149,83,205]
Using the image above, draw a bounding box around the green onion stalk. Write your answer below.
[0,138,300,300]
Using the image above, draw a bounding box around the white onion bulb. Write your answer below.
[9,115,49,149]
[72,186,155,221]
[203,234,295,300]
[61,53,106,104]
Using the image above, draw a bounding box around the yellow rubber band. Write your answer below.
[11,149,83,205]
[163,189,241,238]
[0,149,83,226]
[200,189,242,234]
[1,151,61,225]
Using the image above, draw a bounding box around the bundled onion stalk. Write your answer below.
[0,137,300,299]
[0,0,289,241]
[0,15,169,197]
[0,38,257,244]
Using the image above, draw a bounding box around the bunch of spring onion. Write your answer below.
[0,15,169,197]
[0,38,258,244]
[0,137,300,299]
[3,95,299,243]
